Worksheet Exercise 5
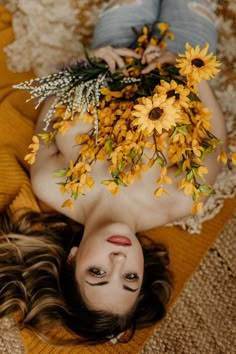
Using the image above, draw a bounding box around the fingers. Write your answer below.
[141,50,178,74]
[141,45,161,65]
[114,47,141,60]
[92,46,141,74]
[141,62,158,74]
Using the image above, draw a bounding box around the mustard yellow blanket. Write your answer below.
[0,5,235,353]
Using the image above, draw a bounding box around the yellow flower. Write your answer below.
[28,135,40,152]
[155,80,190,109]
[132,94,179,135]
[122,172,135,185]
[80,174,95,190]
[154,186,170,198]
[38,131,56,143]
[100,87,123,102]
[192,139,204,157]
[61,199,74,210]
[191,202,204,215]
[80,112,94,124]
[156,167,172,185]
[197,165,208,178]
[179,180,196,196]
[157,22,170,35]
[189,102,212,140]
[53,120,72,135]
[166,32,175,40]
[168,143,186,164]
[176,43,221,86]
[102,180,120,196]
[217,151,228,164]
[137,25,149,46]
[25,135,40,164]
[54,105,66,118]
[231,153,236,165]
[183,158,191,171]
[24,152,36,165]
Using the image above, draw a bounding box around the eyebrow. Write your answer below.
[85,280,138,292]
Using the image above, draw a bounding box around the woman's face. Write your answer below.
[71,229,144,315]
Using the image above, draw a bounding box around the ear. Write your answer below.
[67,246,78,263]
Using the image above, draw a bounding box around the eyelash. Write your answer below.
[88,267,139,281]
[123,273,139,281]
[88,267,106,277]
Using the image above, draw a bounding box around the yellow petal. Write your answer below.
[191,202,203,215]
[217,151,228,164]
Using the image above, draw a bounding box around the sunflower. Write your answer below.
[176,43,221,86]
[132,94,179,135]
[155,80,190,108]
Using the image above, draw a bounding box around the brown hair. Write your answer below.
[0,209,172,345]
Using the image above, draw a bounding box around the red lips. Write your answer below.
[106,236,132,246]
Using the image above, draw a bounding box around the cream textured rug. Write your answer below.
[142,207,236,353]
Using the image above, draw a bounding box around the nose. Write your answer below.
[110,252,126,263]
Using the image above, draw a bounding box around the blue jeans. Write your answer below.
[92,0,217,53]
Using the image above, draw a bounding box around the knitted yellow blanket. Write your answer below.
[0,5,235,353]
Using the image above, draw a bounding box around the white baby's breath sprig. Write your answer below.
[14,62,110,134]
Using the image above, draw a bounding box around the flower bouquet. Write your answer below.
[15,23,235,214]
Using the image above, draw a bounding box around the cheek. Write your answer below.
[77,243,105,265]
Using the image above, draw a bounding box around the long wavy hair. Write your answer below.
[0,208,173,346]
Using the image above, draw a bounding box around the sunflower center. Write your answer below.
[191,58,205,68]
[167,90,180,100]
[148,107,163,120]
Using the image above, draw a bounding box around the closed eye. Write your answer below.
[85,281,138,292]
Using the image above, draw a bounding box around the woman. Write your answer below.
[0,0,226,346]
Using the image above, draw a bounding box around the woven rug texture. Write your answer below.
[142,207,236,354]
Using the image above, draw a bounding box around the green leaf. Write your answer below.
[105,138,113,153]
[188,92,201,102]
[175,160,184,177]
[73,186,79,200]
[186,169,194,181]
[111,169,120,178]
[156,156,165,167]
[198,185,214,195]
[54,169,68,177]
[176,124,189,136]
[116,177,126,186]
[127,148,137,159]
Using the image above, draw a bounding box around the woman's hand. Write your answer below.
[90,46,141,74]
[141,45,177,74]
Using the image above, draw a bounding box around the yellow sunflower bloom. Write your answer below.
[176,43,221,86]
[155,80,190,109]
[132,94,179,135]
